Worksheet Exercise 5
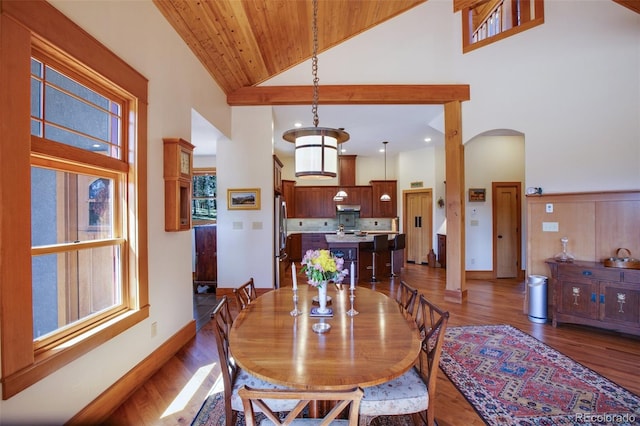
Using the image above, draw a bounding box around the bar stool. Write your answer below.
[389,233,406,277]
[369,234,388,283]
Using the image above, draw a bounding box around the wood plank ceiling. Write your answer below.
[152,0,426,95]
[153,0,640,97]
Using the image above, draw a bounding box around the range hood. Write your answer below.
[336,205,361,212]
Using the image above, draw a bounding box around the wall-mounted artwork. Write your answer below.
[227,188,261,210]
[468,188,486,202]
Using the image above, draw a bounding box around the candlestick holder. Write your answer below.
[290,289,302,316]
[346,288,359,317]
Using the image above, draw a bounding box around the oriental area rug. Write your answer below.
[191,392,412,425]
[439,324,640,426]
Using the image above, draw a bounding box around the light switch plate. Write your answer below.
[546,203,553,213]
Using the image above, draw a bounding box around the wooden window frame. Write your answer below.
[462,0,545,53]
[192,167,217,225]
[0,0,148,399]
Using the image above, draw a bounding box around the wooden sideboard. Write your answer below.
[546,259,640,337]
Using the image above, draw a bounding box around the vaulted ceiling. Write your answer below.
[153,0,426,95]
[153,0,639,97]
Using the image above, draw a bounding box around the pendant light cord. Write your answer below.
[311,0,319,128]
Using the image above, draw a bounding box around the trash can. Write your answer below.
[527,275,548,323]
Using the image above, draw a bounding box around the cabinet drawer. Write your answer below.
[623,269,640,284]
[558,265,621,282]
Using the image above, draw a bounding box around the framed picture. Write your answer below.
[227,188,261,210]
[468,188,486,202]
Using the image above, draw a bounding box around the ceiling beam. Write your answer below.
[452,0,490,13]
[227,84,470,106]
[612,0,640,14]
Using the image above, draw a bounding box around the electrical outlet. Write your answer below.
[546,203,553,213]
[151,321,158,338]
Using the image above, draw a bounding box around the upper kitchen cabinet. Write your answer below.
[295,186,336,218]
[370,180,397,217]
[273,155,283,195]
[331,186,372,218]
[282,180,296,217]
[338,155,357,186]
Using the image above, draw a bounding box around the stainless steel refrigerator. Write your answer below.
[274,195,287,288]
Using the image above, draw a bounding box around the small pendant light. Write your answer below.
[380,141,391,202]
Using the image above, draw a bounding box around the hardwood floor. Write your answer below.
[105,264,640,426]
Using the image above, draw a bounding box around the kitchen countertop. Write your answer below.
[325,234,396,244]
[288,230,398,236]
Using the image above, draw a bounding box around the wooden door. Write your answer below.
[403,189,432,264]
[493,182,521,278]
[194,225,217,283]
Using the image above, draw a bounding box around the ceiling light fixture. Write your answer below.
[282,0,349,179]
[333,143,348,201]
[380,141,391,202]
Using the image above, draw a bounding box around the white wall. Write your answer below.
[0,1,230,423]
[464,136,525,270]
[217,106,275,289]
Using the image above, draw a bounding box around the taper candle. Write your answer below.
[292,262,298,290]
[350,261,355,289]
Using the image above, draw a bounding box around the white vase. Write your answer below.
[317,283,329,313]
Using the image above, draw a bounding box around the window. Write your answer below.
[462,0,544,53]
[192,168,217,224]
[0,1,148,399]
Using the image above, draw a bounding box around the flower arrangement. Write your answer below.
[300,249,348,287]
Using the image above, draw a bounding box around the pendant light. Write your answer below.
[333,148,348,201]
[282,0,349,179]
[380,141,391,202]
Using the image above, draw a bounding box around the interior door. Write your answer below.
[493,182,521,278]
[404,190,433,264]
[194,225,217,284]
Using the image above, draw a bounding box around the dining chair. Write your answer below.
[393,280,418,320]
[233,277,257,313]
[211,296,297,426]
[358,294,450,426]
[238,385,364,426]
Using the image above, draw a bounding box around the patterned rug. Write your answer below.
[439,324,640,425]
[191,392,413,425]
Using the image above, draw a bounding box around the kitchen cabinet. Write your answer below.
[370,180,397,217]
[336,186,372,218]
[547,260,640,336]
[301,233,329,257]
[294,187,337,218]
[282,180,296,217]
[338,155,357,186]
[273,155,283,195]
[287,233,302,262]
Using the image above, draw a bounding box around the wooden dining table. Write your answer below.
[229,285,421,391]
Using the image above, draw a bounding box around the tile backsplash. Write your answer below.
[287,218,392,233]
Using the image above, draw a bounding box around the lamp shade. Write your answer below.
[283,127,349,179]
[437,219,447,235]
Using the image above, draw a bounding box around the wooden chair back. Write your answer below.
[211,296,238,426]
[394,280,418,319]
[233,277,257,313]
[413,294,450,426]
[238,385,364,426]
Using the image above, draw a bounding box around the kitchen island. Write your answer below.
[325,233,401,282]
